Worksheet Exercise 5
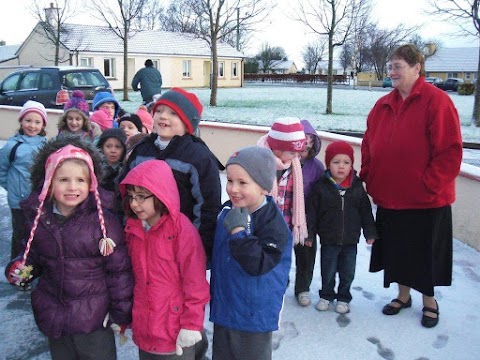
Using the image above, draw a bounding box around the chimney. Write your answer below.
[0,40,5,46]
[44,2,59,28]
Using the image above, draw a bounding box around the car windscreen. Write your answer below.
[62,71,109,88]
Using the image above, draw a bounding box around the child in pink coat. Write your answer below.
[120,159,210,359]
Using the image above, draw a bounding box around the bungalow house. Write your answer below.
[425,46,479,83]
[257,60,298,74]
[0,22,245,89]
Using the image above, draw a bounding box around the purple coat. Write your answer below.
[19,189,134,339]
[301,120,325,197]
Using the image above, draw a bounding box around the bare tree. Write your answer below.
[162,0,270,106]
[302,39,327,74]
[363,23,419,80]
[158,0,198,33]
[134,0,164,30]
[339,42,353,72]
[87,0,150,101]
[427,0,480,126]
[30,0,78,65]
[256,43,288,73]
[296,0,371,114]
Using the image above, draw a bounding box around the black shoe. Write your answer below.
[382,297,412,315]
[421,300,439,328]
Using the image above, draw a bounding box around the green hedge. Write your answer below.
[458,83,475,95]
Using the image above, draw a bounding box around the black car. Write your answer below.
[436,77,464,92]
[0,66,112,109]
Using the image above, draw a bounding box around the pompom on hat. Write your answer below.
[325,140,354,167]
[136,105,153,133]
[90,108,113,131]
[64,90,90,115]
[151,87,203,135]
[19,100,48,126]
[19,145,116,268]
[267,117,306,152]
[226,147,276,192]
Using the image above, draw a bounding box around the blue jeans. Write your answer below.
[319,244,357,303]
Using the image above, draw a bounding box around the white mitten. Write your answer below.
[175,329,202,356]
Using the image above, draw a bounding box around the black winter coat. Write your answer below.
[307,172,378,245]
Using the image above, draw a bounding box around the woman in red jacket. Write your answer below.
[120,159,210,359]
[360,44,463,328]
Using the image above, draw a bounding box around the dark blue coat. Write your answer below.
[210,197,292,332]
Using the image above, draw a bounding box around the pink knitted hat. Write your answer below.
[136,105,153,133]
[267,117,306,152]
[19,100,48,126]
[20,145,116,267]
[90,108,113,131]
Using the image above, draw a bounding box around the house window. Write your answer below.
[447,72,458,78]
[152,60,160,70]
[465,72,471,80]
[218,62,225,78]
[183,60,191,77]
[80,57,93,67]
[104,58,116,78]
[232,62,238,77]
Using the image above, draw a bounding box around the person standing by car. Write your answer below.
[360,44,463,328]
[131,59,162,104]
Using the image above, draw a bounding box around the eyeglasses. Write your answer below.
[387,63,407,72]
[127,194,154,204]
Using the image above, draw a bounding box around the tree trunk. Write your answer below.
[210,37,218,107]
[123,34,129,101]
[326,35,334,114]
[472,45,480,127]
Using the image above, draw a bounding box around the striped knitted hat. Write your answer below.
[151,87,203,134]
[267,117,306,152]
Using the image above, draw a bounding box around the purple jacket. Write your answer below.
[301,120,325,197]
[18,189,134,339]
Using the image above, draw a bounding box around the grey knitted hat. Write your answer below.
[226,147,276,192]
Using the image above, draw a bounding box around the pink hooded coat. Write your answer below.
[120,160,209,354]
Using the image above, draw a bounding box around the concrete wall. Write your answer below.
[0,106,479,251]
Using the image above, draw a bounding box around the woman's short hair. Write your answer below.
[389,44,426,77]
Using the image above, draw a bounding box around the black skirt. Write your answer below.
[369,206,453,296]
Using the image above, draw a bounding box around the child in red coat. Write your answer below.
[120,159,210,359]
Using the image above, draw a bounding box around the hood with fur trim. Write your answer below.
[30,136,105,193]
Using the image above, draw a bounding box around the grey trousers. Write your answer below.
[48,327,116,360]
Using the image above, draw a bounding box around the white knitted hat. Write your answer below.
[19,100,48,126]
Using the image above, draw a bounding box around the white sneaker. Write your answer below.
[315,298,330,311]
[297,292,311,306]
[335,301,350,314]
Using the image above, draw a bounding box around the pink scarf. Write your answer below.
[257,135,307,245]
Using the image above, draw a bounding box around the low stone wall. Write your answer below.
[1,105,479,251]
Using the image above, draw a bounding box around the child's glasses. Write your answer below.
[127,194,154,204]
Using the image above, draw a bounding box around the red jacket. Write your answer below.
[120,160,210,354]
[360,77,463,209]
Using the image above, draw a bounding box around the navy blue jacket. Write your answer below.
[210,197,292,332]
[120,133,222,262]
[131,66,162,102]
[307,172,378,245]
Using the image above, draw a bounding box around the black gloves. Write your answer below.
[224,207,249,233]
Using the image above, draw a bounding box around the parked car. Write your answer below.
[425,77,444,86]
[0,66,112,109]
[382,77,392,88]
[436,77,464,92]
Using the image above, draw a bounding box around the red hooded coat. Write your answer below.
[120,160,209,354]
